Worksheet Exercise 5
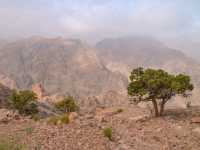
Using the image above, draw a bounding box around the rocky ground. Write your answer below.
[0,105,200,150]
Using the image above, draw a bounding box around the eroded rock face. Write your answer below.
[0,74,16,89]
[0,37,127,98]
[32,83,47,100]
[0,83,12,107]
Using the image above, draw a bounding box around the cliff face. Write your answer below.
[0,37,127,98]
[0,74,16,89]
[32,83,47,100]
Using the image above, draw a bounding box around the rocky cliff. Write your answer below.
[0,37,127,99]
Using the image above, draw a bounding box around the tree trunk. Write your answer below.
[152,100,159,117]
[159,100,165,116]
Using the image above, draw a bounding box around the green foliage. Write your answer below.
[128,67,194,117]
[59,114,70,124]
[9,90,38,116]
[47,114,70,125]
[55,96,78,113]
[0,138,26,150]
[103,127,113,141]
[47,116,59,125]
[24,127,34,135]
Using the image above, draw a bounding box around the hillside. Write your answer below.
[0,37,127,99]
[96,37,199,76]
[0,83,12,108]
[0,36,200,149]
[1,105,200,150]
[96,36,200,106]
[0,36,200,106]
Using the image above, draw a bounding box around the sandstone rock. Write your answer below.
[129,115,148,123]
[69,112,78,122]
[0,109,20,123]
[192,127,200,134]
[32,83,47,100]
[95,107,121,117]
[0,74,16,89]
[191,117,200,123]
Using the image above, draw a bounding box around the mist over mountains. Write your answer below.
[0,36,199,106]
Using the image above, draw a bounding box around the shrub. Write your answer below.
[47,116,59,125]
[117,108,123,113]
[103,127,113,141]
[47,114,70,125]
[55,96,78,113]
[9,90,38,116]
[60,114,70,124]
[24,126,34,135]
[0,138,26,150]
[186,101,191,108]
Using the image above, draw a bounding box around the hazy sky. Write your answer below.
[0,0,200,56]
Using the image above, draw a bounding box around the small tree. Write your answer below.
[55,96,78,113]
[9,90,38,115]
[128,67,193,117]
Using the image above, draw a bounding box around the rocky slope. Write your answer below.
[0,36,200,150]
[0,105,200,150]
[0,84,12,108]
[0,37,127,99]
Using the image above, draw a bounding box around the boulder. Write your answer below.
[32,83,47,100]
[191,117,200,123]
[192,127,200,134]
[129,115,149,123]
[69,112,78,122]
[0,109,20,123]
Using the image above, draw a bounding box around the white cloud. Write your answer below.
[0,0,199,47]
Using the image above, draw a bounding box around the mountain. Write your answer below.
[0,36,200,106]
[96,36,200,105]
[0,37,127,98]
[96,36,200,80]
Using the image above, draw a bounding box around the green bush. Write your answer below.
[9,90,38,116]
[47,114,70,125]
[0,138,26,150]
[60,114,70,124]
[24,126,34,135]
[55,96,78,113]
[103,127,113,141]
[47,116,59,125]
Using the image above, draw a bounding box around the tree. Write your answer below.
[55,96,78,113]
[9,90,38,115]
[127,67,194,117]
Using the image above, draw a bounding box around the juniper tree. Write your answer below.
[128,67,193,117]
